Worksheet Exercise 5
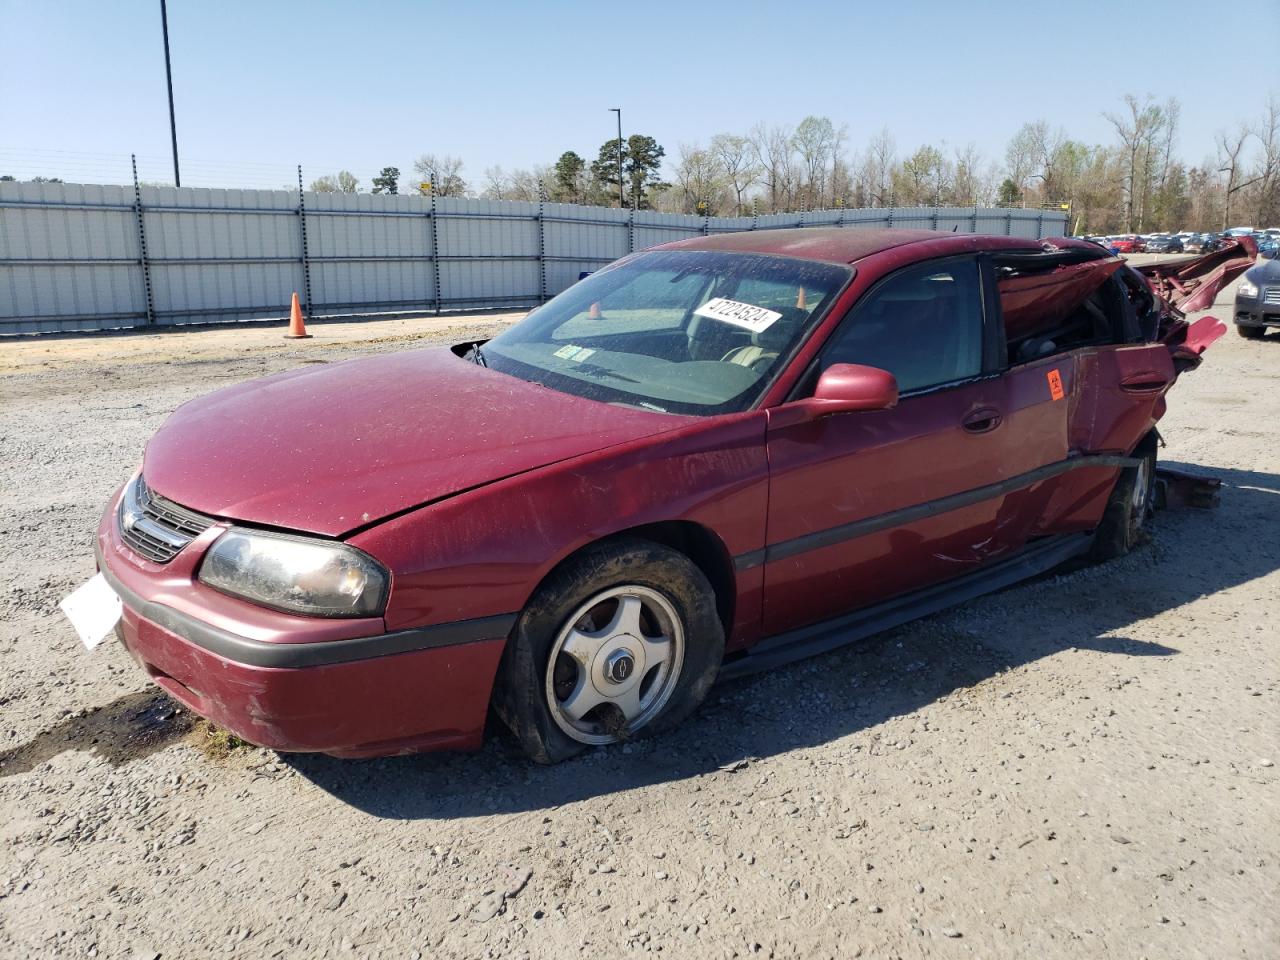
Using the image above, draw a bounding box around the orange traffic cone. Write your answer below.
[795,286,807,310]
[589,301,602,319]
[285,292,312,339]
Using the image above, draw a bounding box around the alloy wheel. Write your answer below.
[544,585,685,745]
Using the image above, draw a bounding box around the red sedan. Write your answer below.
[1110,235,1145,253]
[73,229,1244,763]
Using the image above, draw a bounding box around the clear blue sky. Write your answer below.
[2,0,1276,189]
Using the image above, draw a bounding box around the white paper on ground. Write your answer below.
[59,572,123,651]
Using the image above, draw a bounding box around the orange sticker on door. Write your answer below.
[1047,368,1065,401]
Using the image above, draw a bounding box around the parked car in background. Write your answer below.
[1258,236,1279,260]
[1235,255,1280,337]
[1182,235,1205,254]
[1146,236,1185,253]
[69,229,1248,762]
[1110,235,1145,253]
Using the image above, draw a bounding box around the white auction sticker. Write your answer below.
[693,297,782,334]
[59,573,123,651]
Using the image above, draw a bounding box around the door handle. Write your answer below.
[962,408,1002,434]
[1119,372,1171,395]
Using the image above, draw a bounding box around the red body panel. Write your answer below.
[97,494,505,755]
[354,412,771,648]
[998,257,1125,340]
[761,371,1063,634]
[144,349,688,536]
[94,227,1214,757]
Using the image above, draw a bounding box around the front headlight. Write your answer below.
[199,528,389,618]
[1238,278,1259,298]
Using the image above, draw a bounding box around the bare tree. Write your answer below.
[1105,95,1169,231]
[505,166,552,202]
[412,154,467,197]
[309,170,359,194]
[792,116,838,208]
[749,123,797,213]
[952,143,986,205]
[709,133,760,215]
[481,165,510,200]
[1217,125,1251,228]
[1251,94,1280,226]
[674,143,728,215]
[858,128,896,207]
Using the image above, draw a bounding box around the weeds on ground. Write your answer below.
[194,720,248,760]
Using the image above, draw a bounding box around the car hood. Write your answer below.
[143,347,686,537]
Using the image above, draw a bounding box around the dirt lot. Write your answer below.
[1,284,1277,960]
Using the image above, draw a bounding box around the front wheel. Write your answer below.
[1237,324,1265,340]
[493,539,724,764]
[1091,435,1157,562]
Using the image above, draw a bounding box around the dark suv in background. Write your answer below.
[1146,235,1184,253]
[1235,258,1280,339]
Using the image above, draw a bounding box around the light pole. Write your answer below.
[610,107,624,208]
[160,0,180,187]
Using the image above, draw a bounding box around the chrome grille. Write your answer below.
[119,476,215,563]
[1263,287,1280,306]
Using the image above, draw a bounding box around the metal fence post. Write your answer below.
[296,165,313,313]
[1038,210,1046,238]
[1005,211,1013,236]
[627,207,636,253]
[972,206,978,234]
[930,207,938,231]
[131,155,156,326]
[429,186,442,315]
[537,184,548,303]
[750,199,759,231]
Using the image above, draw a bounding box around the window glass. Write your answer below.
[818,259,984,393]
[483,250,851,415]
[553,267,711,338]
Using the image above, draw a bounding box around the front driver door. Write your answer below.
[760,255,1062,637]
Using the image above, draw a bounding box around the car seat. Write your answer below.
[721,307,807,372]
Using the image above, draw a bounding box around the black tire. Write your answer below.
[1091,433,1158,562]
[1237,325,1264,340]
[492,538,725,764]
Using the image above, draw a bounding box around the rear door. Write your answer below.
[760,255,1065,637]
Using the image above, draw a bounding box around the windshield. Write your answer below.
[481,250,851,415]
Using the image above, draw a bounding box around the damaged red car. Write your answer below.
[79,229,1251,763]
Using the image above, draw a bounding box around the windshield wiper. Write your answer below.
[468,343,488,367]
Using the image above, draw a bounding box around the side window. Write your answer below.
[819,259,984,394]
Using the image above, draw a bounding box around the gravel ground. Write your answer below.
[0,286,1276,960]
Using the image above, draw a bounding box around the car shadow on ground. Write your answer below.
[278,461,1279,820]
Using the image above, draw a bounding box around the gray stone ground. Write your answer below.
[1,280,1276,959]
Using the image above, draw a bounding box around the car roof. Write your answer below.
[656,227,1049,265]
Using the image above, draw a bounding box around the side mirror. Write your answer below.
[792,363,899,420]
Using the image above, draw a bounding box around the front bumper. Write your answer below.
[1235,292,1280,328]
[97,488,511,757]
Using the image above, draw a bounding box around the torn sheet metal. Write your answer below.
[998,257,1126,341]
[1135,236,1258,313]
